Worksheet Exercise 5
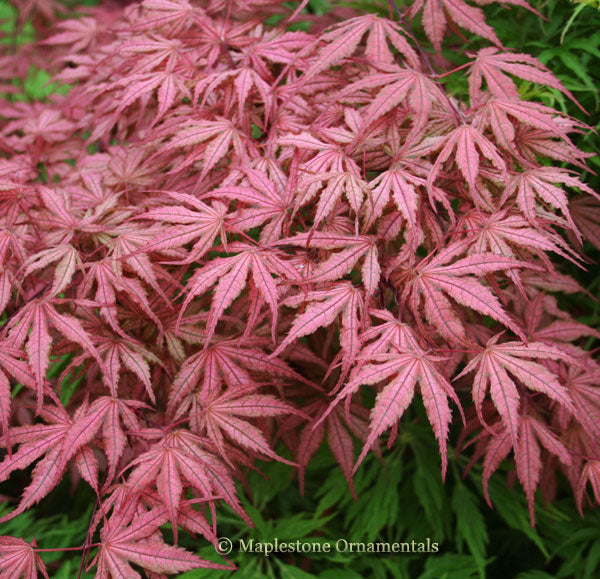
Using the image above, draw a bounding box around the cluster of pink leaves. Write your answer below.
[1,0,600,575]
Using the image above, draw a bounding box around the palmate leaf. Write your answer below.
[276,133,363,219]
[138,194,228,262]
[397,244,531,343]
[90,396,146,485]
[179,243,298,345]
[124,429,253,531]
[0,395,146,524]
[97,337,160,403]
[0,345,36,439]
[563,364,600,441]
[337,66,445,141]
[578,461,600,515]
[408,0,501,54]
[131,0,197,34]
[194,67,274,120]
[460,209,578,263]
[117,71,191,125]
[427,124,507,193]
[167,336,311,417]
[162,119,250,177]
[515,414,572,525]
[366,166,421,230]
[299,171,369,227]
[456,335,575,448]
[468,47,579,107]
[3,301,105,412]
[569,196,600,250]
[277,232,379,293]
[359,309,424,358]
[0,536,49,579]
[474,98,579,152]
[94,504,230,578]
[42,15,99,52]
[520,292,600,346]
[324,348,461,478]
[470,411,572,527]
[77,260,162,335]
[21,244,80,297]
[295,397,369,499]
[210,169,292,245]
[272,283,364,381]
[504,167,599,238]
[301,14,420,82]
[197,388,299,466]
[0,403,99,523]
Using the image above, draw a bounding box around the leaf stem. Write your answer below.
[35,544,100,552]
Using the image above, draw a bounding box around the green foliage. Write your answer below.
[1,397,598,577]
[452,482,488,576]
[0,500,93,576]
[0,1,34,45]
[0,1,70,100]
[169,409,599,578]
[487,0,600,181]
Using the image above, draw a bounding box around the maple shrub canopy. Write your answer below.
[1,0,600,576]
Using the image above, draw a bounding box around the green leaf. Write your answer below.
[315,467,353,517]
[319,570,364,579]
[276,561,319,579]
[419,553,481,579]
[514,571,556,579]
[411,428,450,541]
[452,482,488,577]
[485,475,549,558]
[54,560,95,579]
[271,513,334,539]
[346,455,403,541]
